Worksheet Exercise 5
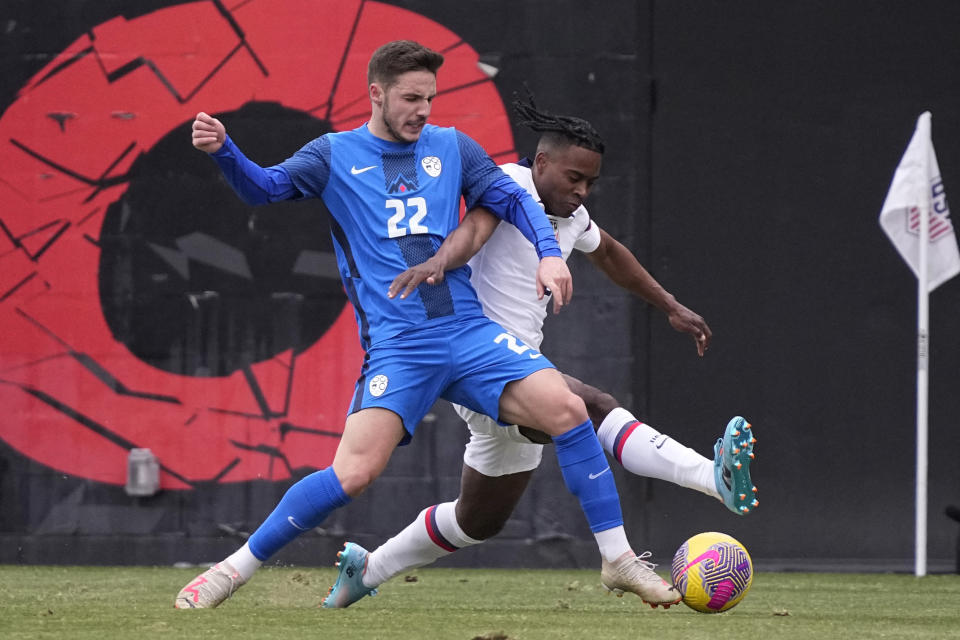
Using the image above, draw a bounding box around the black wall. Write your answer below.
[2,0,960,571]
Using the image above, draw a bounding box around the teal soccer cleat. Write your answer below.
[321,542,378,608]
[714,416,758,515]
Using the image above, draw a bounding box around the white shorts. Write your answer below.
[455,404,543,477]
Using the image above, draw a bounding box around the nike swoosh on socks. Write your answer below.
[588,467,611,480]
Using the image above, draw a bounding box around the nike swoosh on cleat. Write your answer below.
[351,165,377,175]
[588,467,611,480]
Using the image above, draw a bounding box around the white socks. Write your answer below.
[363,500,482,588]
[223,409,715,591]
[594,525,631,562]
[226,542,263,581]
[596,407,719,500]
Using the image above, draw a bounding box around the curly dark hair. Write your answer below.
[512,89,604,154]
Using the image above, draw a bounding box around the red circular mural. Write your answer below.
[0,0,516,488]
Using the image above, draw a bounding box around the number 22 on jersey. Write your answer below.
[386,197,428,238]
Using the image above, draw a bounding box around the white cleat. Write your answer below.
[600,550,681,609]
[174,561,246,609]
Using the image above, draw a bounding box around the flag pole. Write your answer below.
[879,111,959,576]
[915,196,929,578]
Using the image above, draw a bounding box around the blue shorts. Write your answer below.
[348,314,554,444]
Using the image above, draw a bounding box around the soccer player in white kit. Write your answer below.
[175,41,686,612]
[322,96,758,608]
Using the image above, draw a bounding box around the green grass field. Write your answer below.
[1,565,957,640]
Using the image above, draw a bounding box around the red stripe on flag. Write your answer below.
[908,209,953,241]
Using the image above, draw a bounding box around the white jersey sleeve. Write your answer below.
[466,161,598,348]
[574,218,602,254]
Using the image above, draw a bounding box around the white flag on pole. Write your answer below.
[879,111,960,291]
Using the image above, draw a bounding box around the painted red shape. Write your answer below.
[0,0,515,487]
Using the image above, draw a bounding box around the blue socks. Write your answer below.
[554,420,624,533]
[247,467,351,560]
[244,423,619,559]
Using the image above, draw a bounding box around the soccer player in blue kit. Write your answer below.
[174,40,680,609]
[322,97,758,610]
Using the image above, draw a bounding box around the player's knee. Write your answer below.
[332,465,379,497]
[583,390,619,424]
[564,375,618,424]
[557,391,589,427]
[532,391,588,437]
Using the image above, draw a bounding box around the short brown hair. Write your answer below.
[367,40,444,88]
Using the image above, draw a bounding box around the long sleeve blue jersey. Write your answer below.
[211,123,561,350]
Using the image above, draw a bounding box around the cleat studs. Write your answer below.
[739,493,747,500]
[752,499,759,507]
[752,486,758,492]
[732,447,740,454]
[749,452,755,459]
[745,423,752,429]
[735,461,742,469]
[732,430,740,437]
[750,437,757,444]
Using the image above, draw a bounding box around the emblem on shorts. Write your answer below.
[421,156,442,177]
[369,374,389,397]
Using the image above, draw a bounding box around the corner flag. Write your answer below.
[878,112,958,578]
[879,111,960,290]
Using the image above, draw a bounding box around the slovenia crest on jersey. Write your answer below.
[369,374,389,397]
[421,155,442,177]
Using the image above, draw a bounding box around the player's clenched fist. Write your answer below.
[192,112,226,153]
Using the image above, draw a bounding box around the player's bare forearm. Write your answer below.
[388,207,499,300]
[443,207,500,267]
[588,230,674,310]
[588,229,711,354]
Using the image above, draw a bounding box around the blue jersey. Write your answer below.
[211,123,560,350]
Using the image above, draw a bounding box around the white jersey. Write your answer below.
[467,160,602,348]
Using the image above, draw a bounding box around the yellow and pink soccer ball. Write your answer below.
[670,531,753,613]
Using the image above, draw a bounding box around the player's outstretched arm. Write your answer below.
[388,207,500,299]
[191,111,302,205]
[587,228,711,355]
